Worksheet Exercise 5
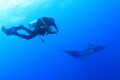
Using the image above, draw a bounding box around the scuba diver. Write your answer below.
[1,17,59,42]
[63,44,106,59]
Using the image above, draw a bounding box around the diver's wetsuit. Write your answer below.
[6,17,58,40]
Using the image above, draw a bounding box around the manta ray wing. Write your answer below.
[63,50,83,58]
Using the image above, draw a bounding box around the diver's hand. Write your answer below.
[56,29,59,32]
[55,29,59,34]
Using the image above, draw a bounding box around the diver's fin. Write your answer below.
[1,26,17,36]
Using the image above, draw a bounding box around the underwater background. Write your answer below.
[0,0,120,80]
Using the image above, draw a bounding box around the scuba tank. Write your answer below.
[28,19,37,29]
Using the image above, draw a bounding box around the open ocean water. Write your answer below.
[0,0,120,80]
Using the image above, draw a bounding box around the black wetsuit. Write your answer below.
[12,17,58,40]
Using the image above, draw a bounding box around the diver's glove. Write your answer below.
[54,29,59,34]
[56,28,59,32]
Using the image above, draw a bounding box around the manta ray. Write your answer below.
[63,44,106,58]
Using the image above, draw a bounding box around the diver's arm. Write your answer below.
[53,23,59,32]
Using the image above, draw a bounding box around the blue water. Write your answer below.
[0,0,120,80]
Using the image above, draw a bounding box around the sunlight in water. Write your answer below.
[0,0,70,27]
[0,0,49,27]
[0,0,46,11]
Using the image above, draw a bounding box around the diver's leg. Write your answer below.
[8,25,35,35]
[18,25,33,34]
[4,25,36,40]
[13,32,38,40]
[2,25,24,36]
